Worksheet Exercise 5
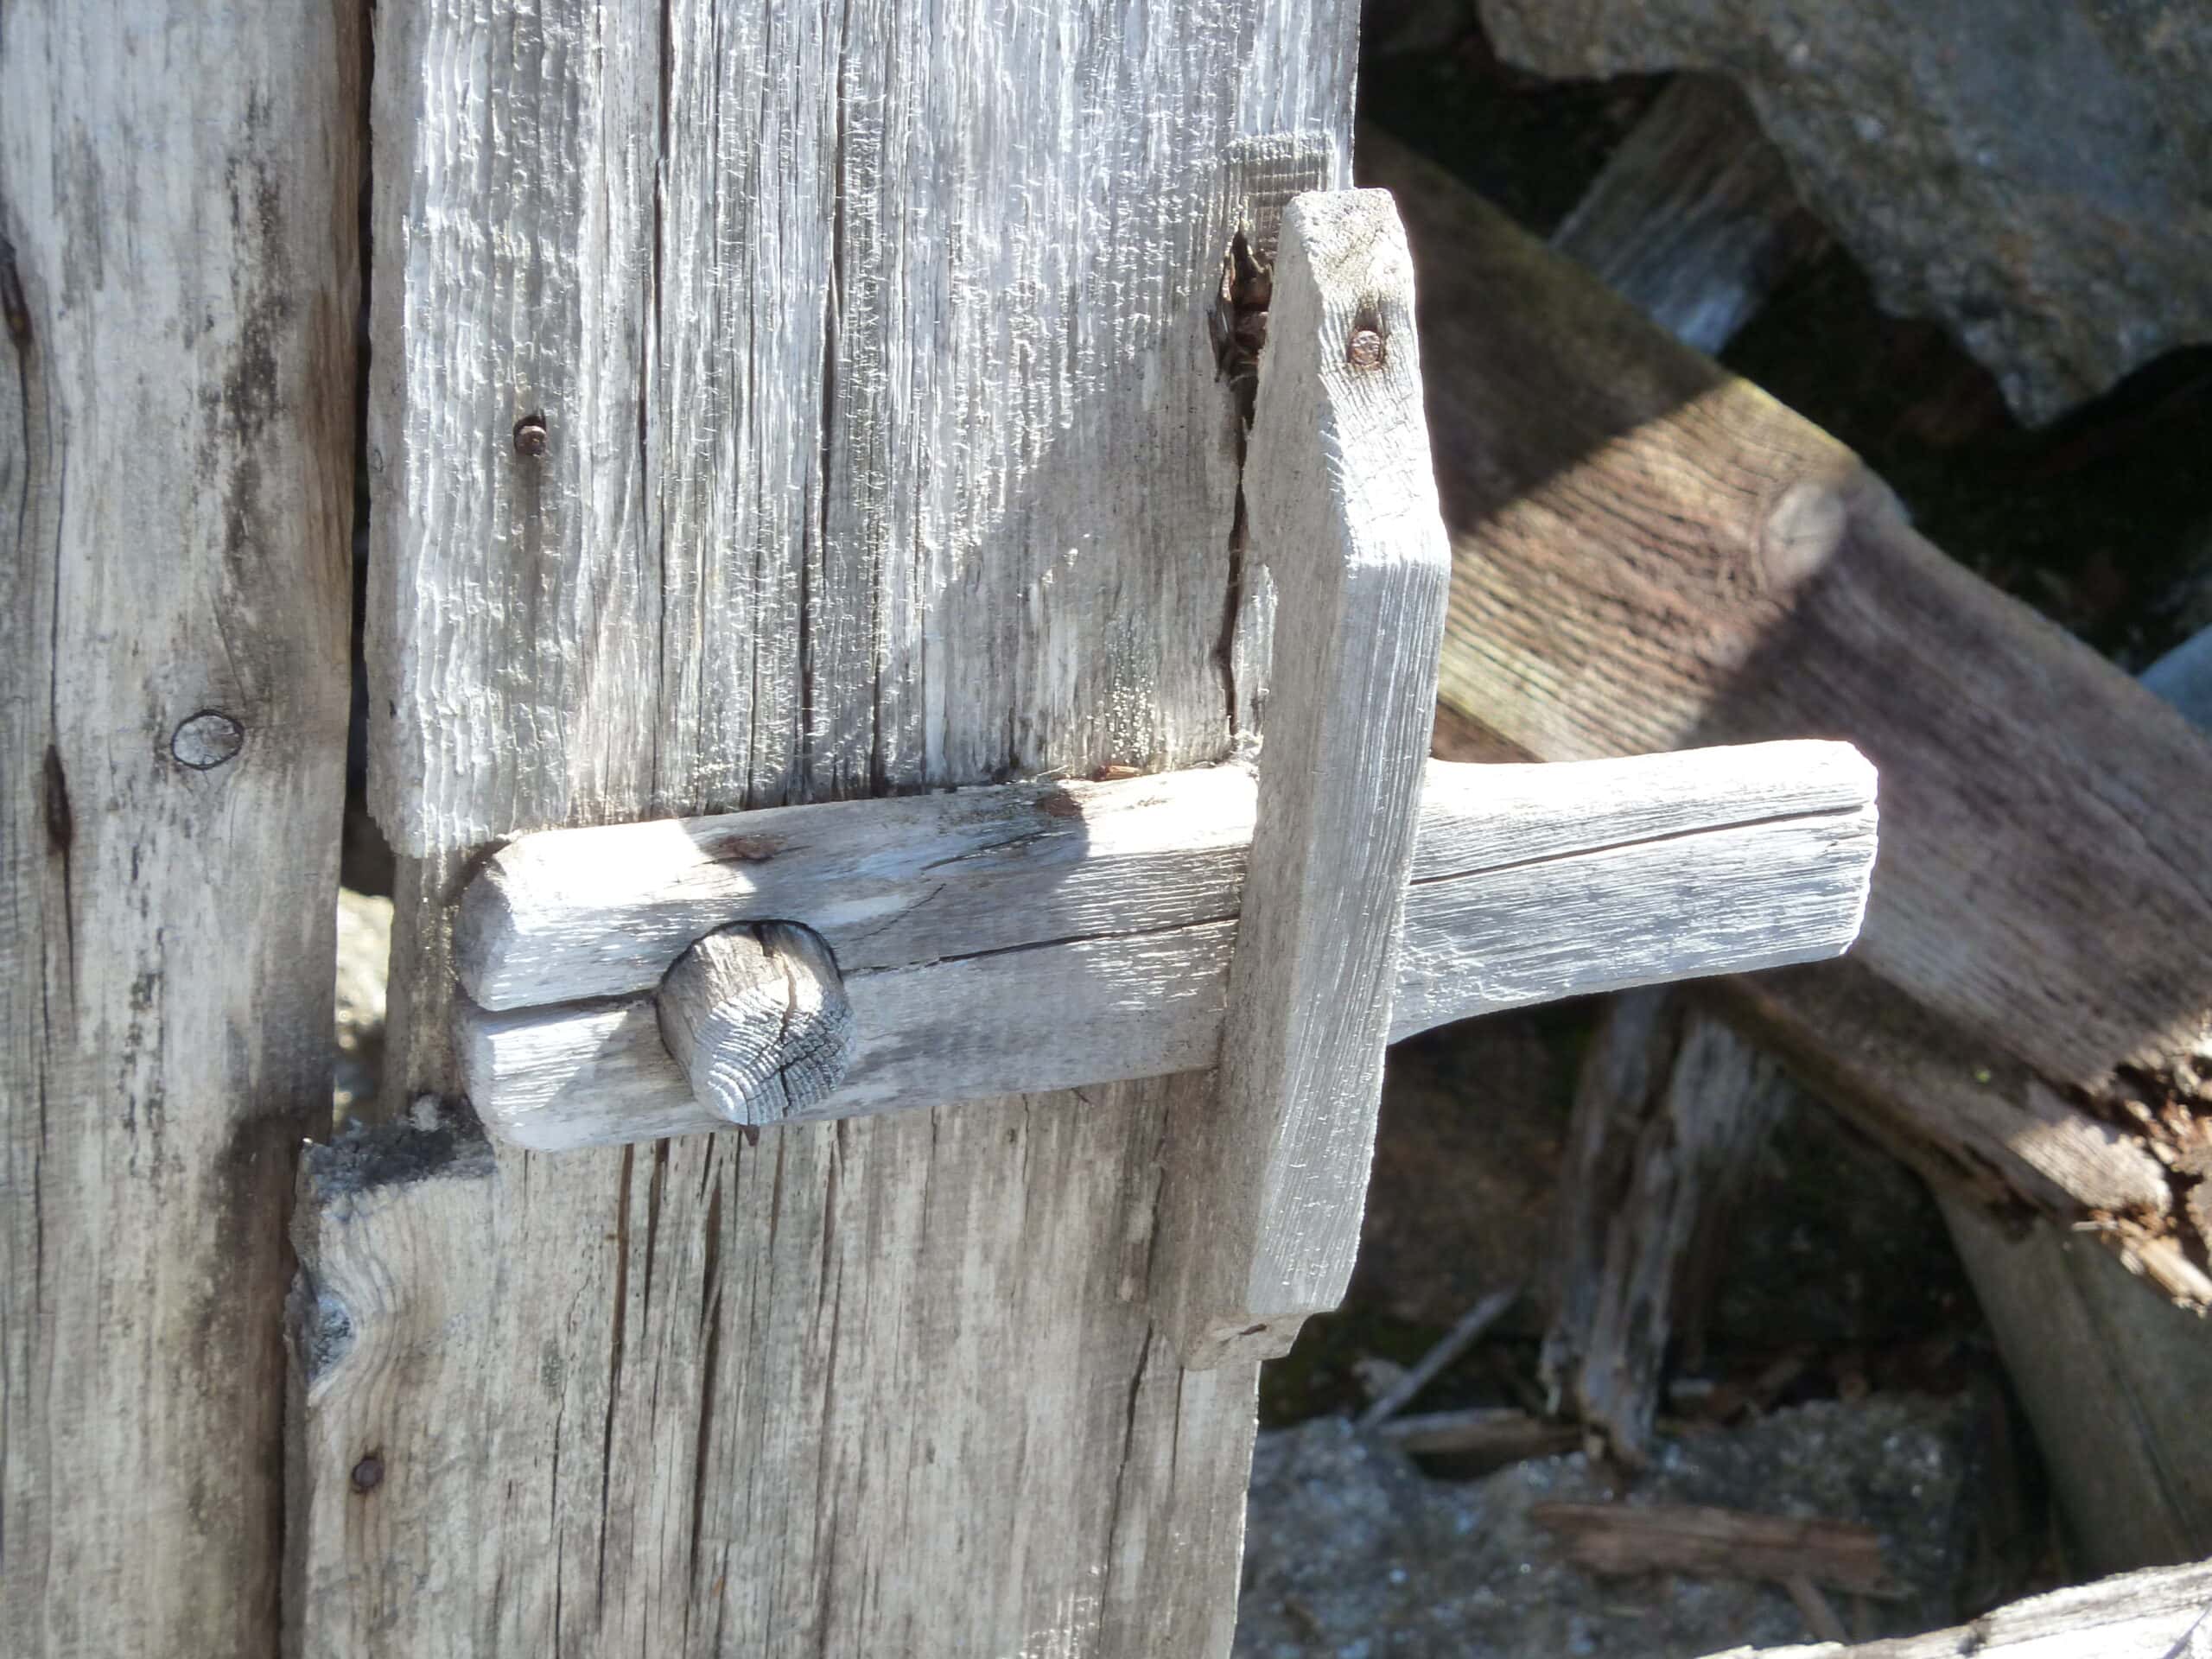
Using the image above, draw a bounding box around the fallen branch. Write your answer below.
[1371,1407,1580,1464]
[1355,1286,1518,1429]
[1533,1501,1896,1598]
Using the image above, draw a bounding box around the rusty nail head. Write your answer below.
[513,414,550,457]
[1346,329,1385,371]
[351,1453,385,1494]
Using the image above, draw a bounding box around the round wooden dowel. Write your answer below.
[655,922,855,1128]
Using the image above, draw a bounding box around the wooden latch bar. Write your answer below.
[442,188,1879,1373]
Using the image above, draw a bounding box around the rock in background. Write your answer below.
[1474,0,2212,423]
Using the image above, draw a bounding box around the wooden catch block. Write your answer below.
[455,741,1874,1150]
[1150,188,1455,1368]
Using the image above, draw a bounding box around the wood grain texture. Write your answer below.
[1534,1502,1895,1597]
[1153,189,1452,1370]
[1697,1558,2212,1658]
[657,923,855,1127]
[1550,74,1825,355]
[458,764,1262,1011]
[1927,636,2212,1574]
[460,740,1872,1009]
[1,7,359,1654]
[302,3,1354,1654]
[1361,124,2212,1307]
[1542,991,1795,1466]
[458,746,1875,1150]
[1549,104,2212,1574]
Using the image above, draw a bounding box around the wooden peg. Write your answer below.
[1151,188,1454,1370]
[656,922,855,1128]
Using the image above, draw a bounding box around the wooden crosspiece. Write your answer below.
[448,192,1876,1370]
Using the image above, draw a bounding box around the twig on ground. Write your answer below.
[1355,1286,1518,1430]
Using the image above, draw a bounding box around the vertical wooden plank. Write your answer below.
[1154,189,1451,1369]
[301,3,1355,1654]
[0,5,360,1654]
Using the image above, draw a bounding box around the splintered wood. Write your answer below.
[1544,990,1796,1466]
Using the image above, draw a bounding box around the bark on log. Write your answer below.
[1359,125,2212,1311]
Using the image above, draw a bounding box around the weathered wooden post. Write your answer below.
[2,7,361,1655]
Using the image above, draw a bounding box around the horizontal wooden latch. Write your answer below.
[448,189,1876,1369]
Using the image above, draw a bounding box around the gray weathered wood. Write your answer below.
[461,745,1875,1150]
[658,923,855,1127]
[459,741,1873,1008]
[1697,1558,2212,1658]
[1542,93,2212,1573]
[1370,119,2212,1571]
[1151,189,1452,1369]
[457,764,1261,1011]
[1,7,359,1653]
[1362,124,2212,1311]
[1542,990,1796,1466]
[299,3,1355,1653]
[1551,74,1826,355]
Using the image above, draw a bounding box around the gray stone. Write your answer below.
[1477,0,2212,423]
[1236,1397,1980,1657]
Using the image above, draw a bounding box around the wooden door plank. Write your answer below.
[0,6,361,1653]
[297,4,1355,1654]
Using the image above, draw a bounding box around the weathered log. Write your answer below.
[1550,74,1826,355]
[1360,125,2212,1311]
[1541,990,1795,1465]
[1528,90,2212,1570]
[1365,119,2212,1573]
[2,8,360,1653]
[1534,1502,1897,1598]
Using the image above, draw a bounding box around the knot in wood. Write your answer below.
[170,710,245,770]
[656,922,855,1129]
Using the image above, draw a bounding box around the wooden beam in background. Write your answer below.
[1361,125,2212,1313]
